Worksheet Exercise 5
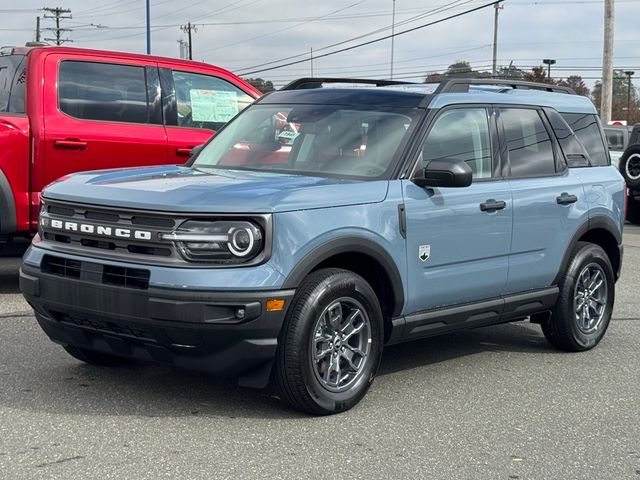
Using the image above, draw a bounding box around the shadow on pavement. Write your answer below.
[0,320,553,419]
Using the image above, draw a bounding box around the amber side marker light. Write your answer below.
[266,299,286,312]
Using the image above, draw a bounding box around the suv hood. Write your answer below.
[42,165,389,213]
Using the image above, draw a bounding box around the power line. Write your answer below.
[236,0,475,74]
[195,1,369,56]
[238,0,503,76]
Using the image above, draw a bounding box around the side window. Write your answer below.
[171,71,254,131]
[0,55,26,114]
[561,113,609,166]
[544,108,588,168]
[499,108,555,177]
[59,61,149,124]
[420,108,492,179]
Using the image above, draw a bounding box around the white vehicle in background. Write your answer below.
[603,124,632,165]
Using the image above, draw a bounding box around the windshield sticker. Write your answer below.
[278,130,300,144]
[190,89,239,122]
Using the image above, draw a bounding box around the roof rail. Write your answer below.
[435,78,576,95]
[281,77,415,90]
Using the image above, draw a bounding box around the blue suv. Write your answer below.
[20,78,625,415]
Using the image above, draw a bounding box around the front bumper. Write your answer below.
[20,261,295,388]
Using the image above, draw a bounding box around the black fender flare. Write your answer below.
[282,236,405,317]
[0,170,17,235]
[553,215,622,284]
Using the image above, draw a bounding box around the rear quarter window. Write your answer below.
[561,113,609,166]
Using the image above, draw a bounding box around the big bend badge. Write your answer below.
[418,244,431,262]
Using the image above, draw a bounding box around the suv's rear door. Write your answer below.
[158,63,258,162]
[498,106,588,292]
[40,53,166,194]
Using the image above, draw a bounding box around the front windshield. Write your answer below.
[193,104,418,178]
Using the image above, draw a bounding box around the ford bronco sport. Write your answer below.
[20,78,625,415]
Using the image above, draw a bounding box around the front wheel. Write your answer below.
[542,242,614,351]
[275,268,383,415]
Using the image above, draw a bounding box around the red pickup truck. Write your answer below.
[0,44,261,240]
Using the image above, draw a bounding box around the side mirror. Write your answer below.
[413,158,473,188]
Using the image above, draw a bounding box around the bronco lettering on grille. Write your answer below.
[48,219,152,241]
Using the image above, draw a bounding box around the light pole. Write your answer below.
[542,59,556,81]
[146,0,150,54]
[390,0,396,79]
[625,70,635,121]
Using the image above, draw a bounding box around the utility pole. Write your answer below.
[35,16,41,42]
[625,70,635,122]
[43,7,72,45]
[492,2,503,76]
[390,0,396,79]
[310,47,314,77]
[180,22,196,60]
[601,0,615,124]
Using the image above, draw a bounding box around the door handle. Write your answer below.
[54,139,88,150]
[176,147,195,157]
[556,193,578,205]
[480,199,507,212]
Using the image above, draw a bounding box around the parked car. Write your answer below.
[611,124,640,224]
[0,44,261,242]
[20,78,624,415]
[603,124,632,165]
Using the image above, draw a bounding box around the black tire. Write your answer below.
[626,194,640,225]
[619,145,640,188]
[275,268,383,415]
[542,242,614,352]
[63,345,131,367]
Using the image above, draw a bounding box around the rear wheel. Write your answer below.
[275,268,383,415]
[63,345,131,366]
[542,242,614,351]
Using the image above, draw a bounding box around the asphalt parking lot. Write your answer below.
[1,228,639,480]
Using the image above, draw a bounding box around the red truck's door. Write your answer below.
[40,53,167,193]
[157,63,259,162]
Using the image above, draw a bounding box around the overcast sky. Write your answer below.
[2,0,639,90]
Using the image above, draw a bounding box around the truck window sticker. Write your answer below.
[189,89,239,123]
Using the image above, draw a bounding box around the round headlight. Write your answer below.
[228,227,255,257]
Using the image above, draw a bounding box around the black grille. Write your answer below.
[41,255,150,290]
[103,265,150,289]
[52,311,155,342]
[42,201,179,262]
[42,255,81,279]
